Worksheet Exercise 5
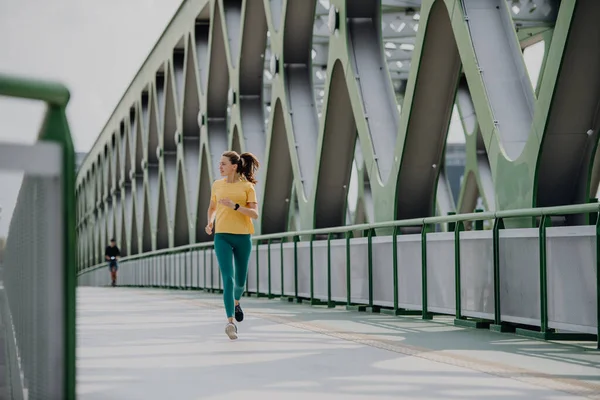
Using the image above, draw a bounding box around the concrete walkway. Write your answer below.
[77,287,600,400]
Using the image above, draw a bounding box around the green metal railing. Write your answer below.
[0,73,76,399]
[79,202,600,349]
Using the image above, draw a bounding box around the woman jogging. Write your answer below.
[205,151,260,340]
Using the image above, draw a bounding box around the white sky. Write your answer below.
[0,0,184,235]
[0,0,544,235]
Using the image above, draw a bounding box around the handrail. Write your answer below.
[78,201,600,275]
[0,73,70,106]
[0,72,76,399]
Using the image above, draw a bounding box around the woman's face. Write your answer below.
[219,156,237,176]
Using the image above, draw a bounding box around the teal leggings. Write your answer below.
[214,233,252,318]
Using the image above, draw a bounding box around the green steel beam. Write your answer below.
[75,0,600,267]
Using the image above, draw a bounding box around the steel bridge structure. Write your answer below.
[76,0,600,348]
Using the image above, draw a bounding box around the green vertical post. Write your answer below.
[244,243,249,296]
[595,211,600,349]
[392,226,399,313]
[162,254,166,288]
[196,250,203,290]
[280,239,285,297]
[327,232,333,307]
[310,235,315,303]
[491,218,507,331]
[475,209,484,230]
[345,231,353,307]
[538,215,551,336]
[254,241,259,296]
[39,104,76,400]
[164,254,168,288]
[267,239,272,298]
[421,224,431,320]
[203,248,207,292]
[293,235,299,300]
[176,252,179,288]
[448,212,456,232]
[185,250,189,289]
[454,221,464,320]
[162,254,165,287]
[367,228,374,309]
[588,198,598,225]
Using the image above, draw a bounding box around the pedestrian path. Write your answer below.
[76,287,600,399]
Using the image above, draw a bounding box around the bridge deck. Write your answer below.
[77,287,600,399]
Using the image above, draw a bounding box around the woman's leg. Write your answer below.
[214,234,235,320]
[232,234,252,302]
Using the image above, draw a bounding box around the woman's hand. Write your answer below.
[205,223,213,235]
[218,198,235,209]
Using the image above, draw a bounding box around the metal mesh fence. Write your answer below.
[0,144,65,400]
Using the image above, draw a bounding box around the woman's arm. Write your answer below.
[206,200,217,234]
[237,202,259,220]
[218,198,259,219]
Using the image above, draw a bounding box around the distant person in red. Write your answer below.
[104,238,121,287]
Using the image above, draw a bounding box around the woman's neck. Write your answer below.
[226,173,240,183]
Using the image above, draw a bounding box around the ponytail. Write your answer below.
[239,152,260,184]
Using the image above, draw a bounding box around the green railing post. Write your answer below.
[267,239,273,299]
[293,235,299,300]
[255,241,260,296]
[197,250,201,289]
[539,215,551,337]
[367,228,374,310]
[392,226,399,313]
[588,198,598,225]
[184,250,188,289]
[163,253,171,289]
[163,254,167,288]
[170,253,173,288]
[475,209,484,230]
[421,224,432,320]
[454,221,464,321]
[280,239,285,297]
[309,234,315,304]
[327,232,333,307]
[345,231,353,307]
[177,252,181,288]
[203,248,208,292]
[174,252,178,288]
[448,211,456,232]
[491,217,509,332]
[172,252,176,288]
[596,211,600,349]
[39,102,76,400]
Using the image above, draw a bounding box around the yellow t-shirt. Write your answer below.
[211,178,257,234]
